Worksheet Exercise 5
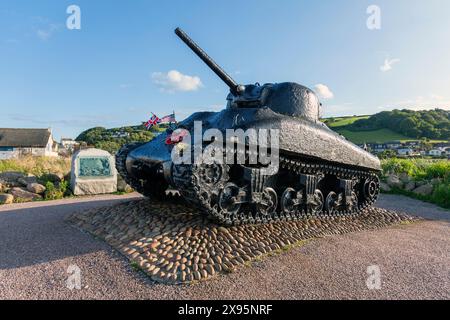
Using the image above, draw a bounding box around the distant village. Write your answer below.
[358,141,450,159]
[0,127,449,160]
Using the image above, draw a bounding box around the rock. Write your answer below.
[40,173,64,184]
[0,194,14,205]
[9,187,42,201]
[18,176,38,187]
[413,184,433,196]
[0,172,26,187]
[70,148,117,195]
[0,171,26,182]
[399,172,412,184]
[117,175,133,193]
[379,182,391,192]
[404,181,416,192]
[386,175,403,189]
[431,178,442,185]
[416,180,427,187]
[218,227,229,234]
[27,183,46,194]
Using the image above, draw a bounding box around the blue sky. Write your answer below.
[1,0,449,140]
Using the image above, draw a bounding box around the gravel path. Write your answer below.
[0,193,448,299]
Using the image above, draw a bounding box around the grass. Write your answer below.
[0,156,71,177]
[335,128,412,144]
[324,115,370,128]
[381,158,450,209]
[324,115,448,144]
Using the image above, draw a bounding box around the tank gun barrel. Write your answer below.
[175,27,239,94]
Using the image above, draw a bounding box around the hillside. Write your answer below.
[324,109,450,144]
[334,129,412,144]
[323,115,370,128]
[75,124,168,154]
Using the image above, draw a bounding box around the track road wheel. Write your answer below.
[308,189,324,215]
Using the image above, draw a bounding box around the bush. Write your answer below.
[382,158,450,209]
[424,162,450,182]
[44,181,70,200]
[381,158,449,181]
[431,183,450,208]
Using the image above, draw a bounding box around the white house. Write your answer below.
[396,148,414,156]
[60,138,80,152]
[428,149,442,157]
[0,128,59,160]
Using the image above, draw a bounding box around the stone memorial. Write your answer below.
[70,148,117,196]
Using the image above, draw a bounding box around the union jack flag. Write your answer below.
[144,114,161,129]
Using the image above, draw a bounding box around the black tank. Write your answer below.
[116,28,381,226]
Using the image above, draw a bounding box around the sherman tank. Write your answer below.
[116,27,381,226]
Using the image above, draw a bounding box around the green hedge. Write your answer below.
[381,158,450,209]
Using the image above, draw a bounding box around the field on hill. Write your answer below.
[335,128,412,144]
[324,116,370,128]
[323,116,413,144]
[324,111,449,144]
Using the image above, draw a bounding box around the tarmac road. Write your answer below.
[0,193,448,300]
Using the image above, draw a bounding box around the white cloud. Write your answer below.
[314,84,334,100]
[380,58,400,72]
[36,23,59,41]
[151,70,203,93]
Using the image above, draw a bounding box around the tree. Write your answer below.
[378,150,397,159]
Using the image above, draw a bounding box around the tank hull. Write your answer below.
[167,107,380,171]
[117,107,381,226]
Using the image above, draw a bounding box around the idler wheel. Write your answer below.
[257,188,278,216]
[308,189,324,215]
[219,183,242,215]
[363,176,380,201]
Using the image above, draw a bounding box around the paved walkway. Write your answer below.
[0,193,448,299]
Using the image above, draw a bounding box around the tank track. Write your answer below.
[116,142,179,201]
[172,154,380,226]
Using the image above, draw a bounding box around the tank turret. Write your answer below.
[175,28,321,122]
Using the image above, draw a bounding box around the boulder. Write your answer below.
[379,182,391,192]
[0,194,14,205]
[404,181,416,192]
[416,180,427,187]
[39,173,64,184]
[0,172,26,187]
[27,183,46,195]
[0,171,26,182]
[9,187,42,201]
[431,178,442,185]
[18,176,38,187]
[70,148,117,195]
[399,172,412,184]
[413,184,433,196]
[117,175,133,193]
[386,175,403,189]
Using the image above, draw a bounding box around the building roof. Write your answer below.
[0,128,52,148]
